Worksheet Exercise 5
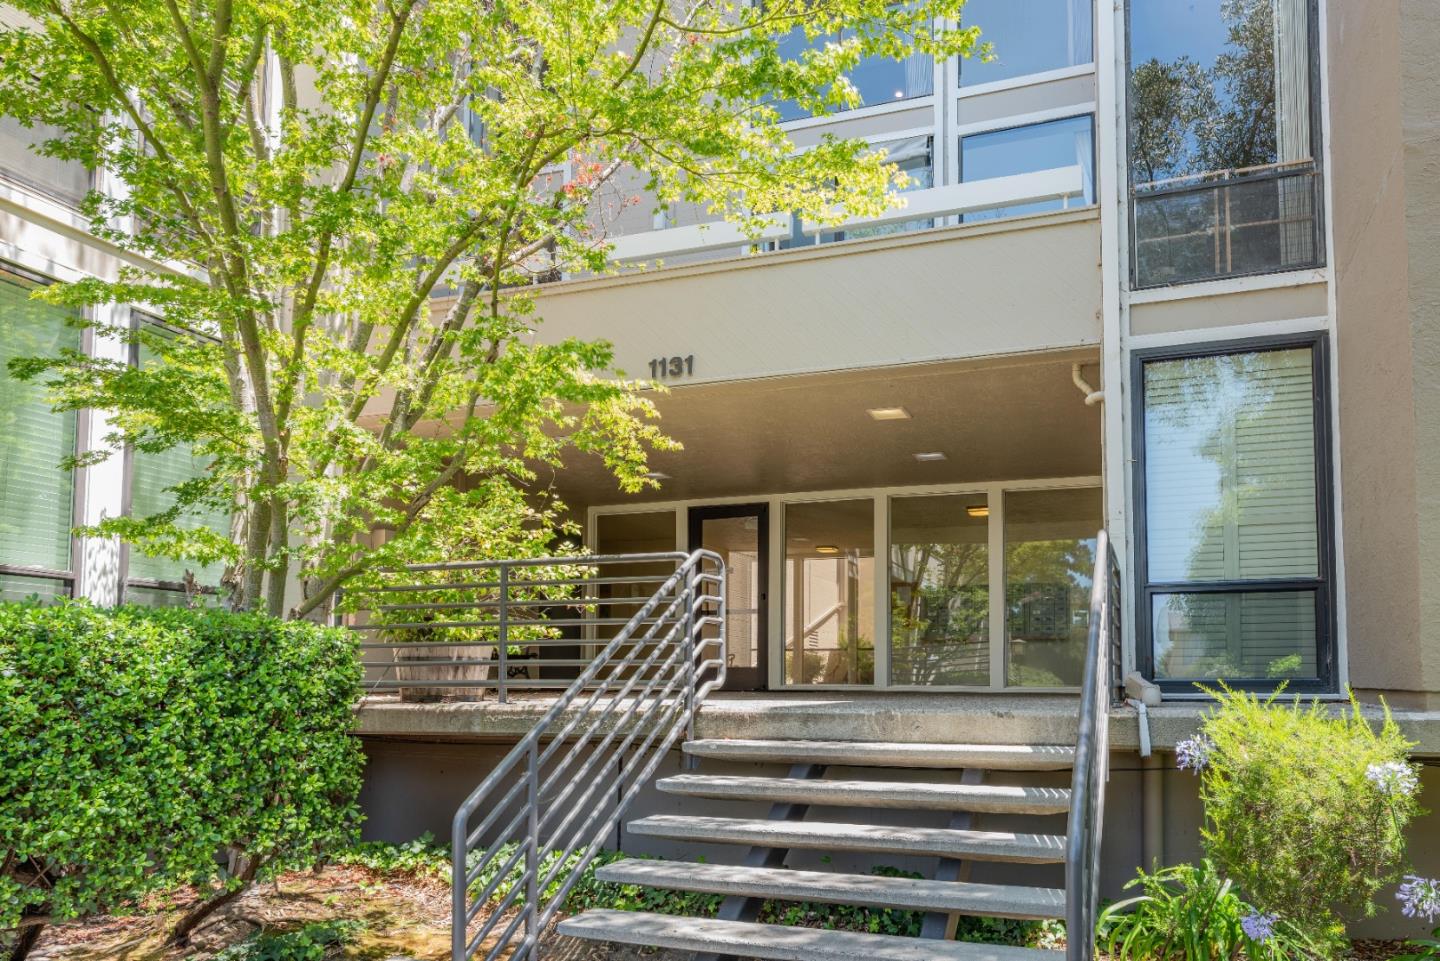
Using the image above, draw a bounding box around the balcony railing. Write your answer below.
[605,164,1088,264]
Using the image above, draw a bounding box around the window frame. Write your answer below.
[1123,0,1327,289]
[0,260,82,600]
[1130,331,1337,693]
[957,111,1096,222]
[118,309,224,604]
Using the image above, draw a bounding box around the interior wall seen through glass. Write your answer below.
[961,115,1095,222]
[784,499,875,685]
[960,0,1093,87]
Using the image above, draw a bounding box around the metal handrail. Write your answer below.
[1065,529,1122,961]
[440,549,726,961]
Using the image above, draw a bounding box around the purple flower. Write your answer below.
[1366,761,1419,798]
[1240,911,1277,943]
[1175,734,1213,774]
[1399,876,1440,923]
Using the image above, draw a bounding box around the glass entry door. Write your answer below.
[688,504,768,691]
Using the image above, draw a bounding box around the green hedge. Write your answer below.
[0,601,363,940]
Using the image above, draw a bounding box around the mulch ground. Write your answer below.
[19,868,1414,961]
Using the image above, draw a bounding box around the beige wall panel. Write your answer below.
[1128,282,1327,337]
[956,73,1095,129]
[529,211,1100,384]
[1400,0,1440,700]
[1326,0,1429,695]
[785,104,936,147]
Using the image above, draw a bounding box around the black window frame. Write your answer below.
[1131,331,1337,694]
[1123,0,1327,290]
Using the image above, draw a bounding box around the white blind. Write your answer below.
[1143,347,1318,584]
[125,327,228,589]
[0,275,78,575]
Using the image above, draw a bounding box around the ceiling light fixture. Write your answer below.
[966,505,990,518]
[913,451,947,462]
[644,471,671,481]
[867,406,911,421]
[815,545,841,555]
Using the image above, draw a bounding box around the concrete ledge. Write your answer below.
[354,692,1440,756]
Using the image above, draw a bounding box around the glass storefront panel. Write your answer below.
[1004,487,1102,687]
[889,493,989,686]
[784,499,875,685]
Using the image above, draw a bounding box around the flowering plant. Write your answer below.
[1395,924,1440,961]
[1189,686,1423,957]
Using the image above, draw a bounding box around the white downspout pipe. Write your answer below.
[1072,363,1104,406]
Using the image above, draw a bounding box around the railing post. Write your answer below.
[525,738,538,957]
[683,557,697,760]
[497,564,509,705]
[453,808,467,961]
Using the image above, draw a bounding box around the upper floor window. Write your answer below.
[0,115,92,208]
[1127,0,1324,288]
[960,114,1095,222]
[1135,336,1333,691]
[773,20,934,122]
[0,266,80,602]
[959,0,1093,88]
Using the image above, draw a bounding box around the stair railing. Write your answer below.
[1065,529,1122,961]
[443,549,726,961]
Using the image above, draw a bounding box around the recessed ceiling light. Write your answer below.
[815,545,841,554]
[867,406,911,421]
[966,505,989,518]
[644,471,671,480]
[913,451,947,462]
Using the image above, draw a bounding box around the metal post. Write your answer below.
[452,809,467,961]
[683,559,697,752]
[497,564,509,704]
[525,739,539,957]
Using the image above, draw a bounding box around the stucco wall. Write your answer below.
[1327,0,1440,703]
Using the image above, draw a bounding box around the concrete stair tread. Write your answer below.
[657,773,1071,814]
[593,859,1067,919]
[558,910,1063,961]
[625,814,1067,863]
[682,739,1075,771]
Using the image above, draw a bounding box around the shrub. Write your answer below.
[1098,860,1318,961]
[0,601,363,957]
[1189,686,1422,954]
[1396,924,1440,961]
[212,920,364,961]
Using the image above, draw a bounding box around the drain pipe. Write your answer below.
[1072,363,1104,406]
[1125,672,1165,870]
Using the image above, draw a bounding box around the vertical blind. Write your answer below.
[1143,346,1321,680]
[0,274,78,581]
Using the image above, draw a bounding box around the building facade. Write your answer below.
[3,0,1439,940]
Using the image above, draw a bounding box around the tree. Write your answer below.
[0,0,983,617]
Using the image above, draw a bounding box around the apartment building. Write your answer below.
[2,0,1439,950]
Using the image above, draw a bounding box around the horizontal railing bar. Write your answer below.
[371,594,664,612]
[387,551,688,574]
[355,573,675,595]
[350,615,686,631]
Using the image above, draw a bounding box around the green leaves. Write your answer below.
[0,601,363,935]
[0,0,986,616]
[1193,687,1424,957]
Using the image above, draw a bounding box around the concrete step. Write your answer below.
[558,910,1062,961]
[625,815,1066,863]
[594,859,1067,920]
[657,773,1071,815]
[683,739,1075,771]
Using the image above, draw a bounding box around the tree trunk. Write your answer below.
[8,916,44,961]
[166,853,261,946]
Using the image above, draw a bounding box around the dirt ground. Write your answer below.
[19,866,1410,961]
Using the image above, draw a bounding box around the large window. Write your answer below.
[0,116,91,207]
[0,268,79,602]
[122,319,230,604]
[773,20,934,122]
[960,115,1095,222]
[959,0,1093,88]
[1135,338,1332,690]
[889,493,989,686]
[784,499,875,685]
[1004,487,1102,687]
[1127,0,1323,288]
